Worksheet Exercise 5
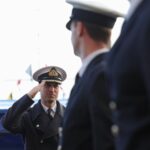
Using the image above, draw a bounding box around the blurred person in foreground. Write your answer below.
[58,0,125,150]
[106,0,150,150]
[1,66,66,150]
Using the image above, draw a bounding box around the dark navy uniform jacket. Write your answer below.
[1,95,65,150]
[61,53,115,150]
[106,0,150,150]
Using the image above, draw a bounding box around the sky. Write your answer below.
[0,0,130,100]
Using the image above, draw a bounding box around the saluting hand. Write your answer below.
[27,81,45,99]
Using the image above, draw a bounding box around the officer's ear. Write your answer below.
[77,21,84,36]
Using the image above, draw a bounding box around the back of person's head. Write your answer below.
[66,0,126,46]
[83,22,111,46]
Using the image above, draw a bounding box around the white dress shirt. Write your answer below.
[78,48,109,77]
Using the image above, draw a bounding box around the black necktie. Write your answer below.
[75,73,80,84]
[47,108,53,120]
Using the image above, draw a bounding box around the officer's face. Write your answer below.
[40,81,60,105]
[70,20,81,57]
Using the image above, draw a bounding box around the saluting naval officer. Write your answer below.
[1,66,67,150]
[59,0,125,150]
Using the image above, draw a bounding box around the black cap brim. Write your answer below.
[66,19,72,30]
[66,8,117,30]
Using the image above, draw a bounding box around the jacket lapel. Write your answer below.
[68,53,106,105]
[31,101,63,140]
[31,101,50,135]
[42,102,64,139]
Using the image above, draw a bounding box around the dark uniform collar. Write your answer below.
[31,100,65,121]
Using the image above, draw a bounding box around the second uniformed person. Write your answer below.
[60,0,125,150]
[1,66,66,150]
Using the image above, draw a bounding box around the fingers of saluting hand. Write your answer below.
[27,83,43,99]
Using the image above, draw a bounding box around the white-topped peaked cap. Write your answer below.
[33,66,67,84]
[66,0,129,29]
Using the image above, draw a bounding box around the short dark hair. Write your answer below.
[83,22,111,46]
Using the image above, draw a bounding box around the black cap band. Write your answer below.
[66,8,116,30]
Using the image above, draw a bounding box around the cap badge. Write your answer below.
[48,68,59,77]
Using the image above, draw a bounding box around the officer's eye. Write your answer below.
[44,82,59,88]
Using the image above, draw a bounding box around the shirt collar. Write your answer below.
[41,101,57,113]
[78,48,109,77]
